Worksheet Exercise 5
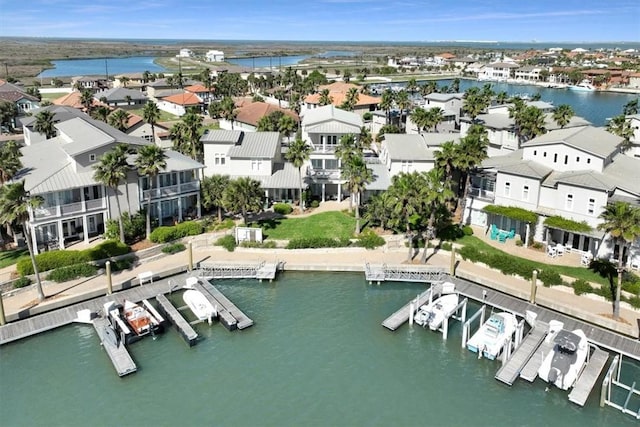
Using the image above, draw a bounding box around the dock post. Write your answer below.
[529,270,538,304]
[450,246,456,276]
[409,302,414,325]
[442,318,448,340]
[0,292,5,326]
[187,242,193,271]
[106,261,112,295]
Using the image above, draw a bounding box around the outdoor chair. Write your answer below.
[547,246,557,258]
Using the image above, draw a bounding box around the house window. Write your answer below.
[214,154,226,165]
[325,159,339,170]
[533,150,537,156]
[504,182,511,197]
[553,153,558,163]
[564,155,568,165]
[576,156,580,162]
[251,160,262,171]
[566,194,574,210]
[89,154,96,162]
[588,198,595,215]
[587,158,591,164]
[543,152,547,157]
[522,185,529,201]
[401,161,413,173]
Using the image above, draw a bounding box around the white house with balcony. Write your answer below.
[201,130,302,202]
[478,62,520,81]
[464,125,640,266]
[16,106,203,253]
[206,50,225,62]
[380,133,461,177]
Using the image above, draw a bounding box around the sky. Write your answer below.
[0,0,639,42]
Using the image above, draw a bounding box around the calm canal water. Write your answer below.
[0,272,637,426]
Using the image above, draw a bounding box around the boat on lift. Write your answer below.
[538,328,589,390]
[183,289,217,325]
[466,312,518,360]
[414,288,459,331]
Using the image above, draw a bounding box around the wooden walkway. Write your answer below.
[197,261,277,281]
[382,289,432,331]
[365,263,446,283]
[92,317,137,377]
[569,348,610,407]
[156,294,198,346]
[495,324,547,386]
[196,280,254,330]
[520,336,556,382]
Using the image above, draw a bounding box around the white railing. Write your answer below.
[309,169,341,180]
[60,202,83,215]
[85,198,106,210]
[142,181,201,200]
[33,198,106,220]
[469,187,495,200]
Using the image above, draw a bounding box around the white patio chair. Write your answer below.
[547,246,557,258]
[556,244,565,256]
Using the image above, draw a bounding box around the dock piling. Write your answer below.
[106,261,112,295]
[0,293,5,326]
[188,242,193,271]
[450,246,456,276]
[529,269,538,304]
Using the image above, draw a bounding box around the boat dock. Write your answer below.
[92,316,137,377]
[494,323,547,386]
[569,348,610,406]
[196,279,254,330]
[519,332,555,382]
[155,294,198,346]
[382,289,433,331]
[365,263,446,284]
[197,261,278,282]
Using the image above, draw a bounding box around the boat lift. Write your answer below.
[461,305,523,363]
[600,354,640,419]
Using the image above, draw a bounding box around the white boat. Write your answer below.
[414,293,459,331]
[568,80,595,92]
[538,329,589,390]
[466,312,518,360]
[183,289,217,324]
[123,300,162,337]
[104,300,162,343]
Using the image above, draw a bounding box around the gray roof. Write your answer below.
[20,105,87,128]
[201,129,243,143]
[232,162,302,189]
[383,134,432,161]
[94,87,147,102]
[227,132,280,159]
[543,170,615,191]
[57,117,147,156]
[463,112,590,131]
[498,160,553,179]
[164,150,205,172]
[602,154,640,195]
[367,162,391,191]
[425,93,464,102]
[302,105,363,130]
[522,126,621,159]
[422,132,461,147]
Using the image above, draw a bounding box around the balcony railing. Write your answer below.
[308,169,342,181]
[142,181,201,200]
[468,187,495,201]
[33,198,106,220]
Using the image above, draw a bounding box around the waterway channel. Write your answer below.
[0,272,637,426]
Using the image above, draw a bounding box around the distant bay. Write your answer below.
[38,56,165,78]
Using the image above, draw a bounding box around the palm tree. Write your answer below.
[387,172,426,261]
[119,76,130,88]
[623,99,639,116]
[429,107,444,132]
[597,202,640,320]
[341,87,359,111]
[91,105,111,122]
[455,125,489,222]
[342,154,373,234]
[420,168,455,263]
[0,100,18,131]
[180,112,204,162]
[318,89,333,106]
[277,114,296,143]
[223,177,263,226]
[135,145,167,239]
[33,110,56,139]
[607,115,634,152]
[495,91,509,105]
[93,150,128,242]
[395,90,411,130]
[201,175,230,222]
[409,107,427,134]
[434,140,458,182]
[111,143,135,212]
[0,181,45,301]
[357,126,373,152]
[142,101,161,144]
[553,104,574,129]
[462,89,487,122]
[406,78,418,94]
[518,106,546,143]
[0,140,22,184]
[80,89,94,113]
[380,89,394,125]
[220,97,237,130]
[285,137,312,210]
[364,192,393,230]
[108,109,130,132]
[450,78,461,93]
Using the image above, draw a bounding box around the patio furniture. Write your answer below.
[580,252,593,266]
[630,260,640,271]
[547,246,557,258]
[556,244,565,256]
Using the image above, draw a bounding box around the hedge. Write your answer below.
[544,216,592,233]
[149,221,204,243]
[17,240,130,276]
[482,205,538,224]
[286,237,350,249]
[162,243,186,254]
[47,263,98,283]
[215,235,236,252]
[355,230,385,249]
[273,203,293,215]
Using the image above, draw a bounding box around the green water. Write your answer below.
[0,272,638,426]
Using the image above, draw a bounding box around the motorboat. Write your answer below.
[538,329,589,390]
[466,312,518,360]
[568,80,595,92]
[414,293,459,331]
[183,289,217,324]
[104,300,163,343]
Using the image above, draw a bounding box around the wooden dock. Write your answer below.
[495,324,547,386]
[365,263,446,284]
[155,294,198,346]
[92,317,137,377]
[196,279,254,330]
[197,261,277,281]
[382,289,432,331]
[569,348,610,407]
[520,336,556,382]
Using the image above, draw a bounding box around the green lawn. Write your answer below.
[456,236,611,286]
[256,211,356,240]
[128,107,178,122]
[40,92,68,100]
[0,249,29,269]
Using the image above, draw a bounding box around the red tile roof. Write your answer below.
[235,101,298,127]
[185,84,211,93]
[162,92,201,105]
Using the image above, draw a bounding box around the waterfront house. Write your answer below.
[185,84,214,104]
[302,82,380,117]
[218,100,298,132]
[71,76,108,92]
[463,125,640,266]
[157,92,202,117]
[479,62,520,81]
[380,133,461,177]
[94,87,147,108]
[16,106,203,253]
[178,49,194,58]
[201,130,302,202]
[206,50,225,62]
[113,73,147,89]
[145,78,200,101]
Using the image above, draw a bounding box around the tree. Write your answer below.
[93,150,128,242]
[341,87,359,111]
[450,78,461,93]
[518,106,546,143]
[277,114,296,142]
[495,91,509,105]
[80,89,94,113]
[420,168,454,263]
[220,97,237,129]
[0,140,22,184]
[597,201,640,320]
[285,137,312,210]
[553,104,574,129]
[318,89,333,106]
[119,76,130,88]
[111,143,135,212]
[395,90,411,130]
[364,192,393,230]
[380,89,395,125]
[201,175,230,222]
[91,105,111,122]
[142,101,161,143]
[462,87,488,121]
[429,107,444,132]
[409,107,428,134]
[357,126,373,152]
[387,172,426,261]
[607,114,634,152]
[623,99,639,116]
[223,177,263,226]
[342,154,373,234]
[175,112,204,162]
[406,78,418,94]
[455,125,489,222]
[33,110,56,139]
[0,181,45,301]
[108,109,130,132]
[135,145,167,239]
[434,140,458,182]
[0,100,18,131]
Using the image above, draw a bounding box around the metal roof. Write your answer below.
[164,150,205,172]
[367,162,391,191]
[306,121,361,134]
[498,160,553,179]
[227,132,280,159]
[383,134,432,161]
[522,126,621,159]
[542,170,615,191]
[302,105,363,128]
[601,154,640,195]
[201,130,243,144]
[94,87,147,102]
[231,162,302,189]
[425,93,464,102]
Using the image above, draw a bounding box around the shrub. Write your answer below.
[104,211,147,244]
[286,237,349,249]
[531,242,544,250]
[17,250,90,276]
[206,218,235,232]
[515,238,523,247]
[538,269,563,287]
[162,243,186,254]
[438,224,465,241]
[543,216,592,233]
[215,234,236,252]
[47,263,98,283]
[273,203,293,215]
[13,276,31,288]
[355,230,385,249]
[176,221,204,237]
[622,272,640,295]
[462,226,473,236]
[149,221,204,243]
[85,240,130,260]
[110,257,134,272]
[458,245,481,262]
[572,279,593,296]
[625,295,640,309]
[310,200,320,208]
[440,242,452,251]
[363,112,373,121]
[239,240,277,249]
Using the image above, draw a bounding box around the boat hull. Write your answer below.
[466,312,517,360]
[183,289,217,322]
[538,329,588,390]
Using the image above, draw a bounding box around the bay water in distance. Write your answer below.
[0,272,637,426]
